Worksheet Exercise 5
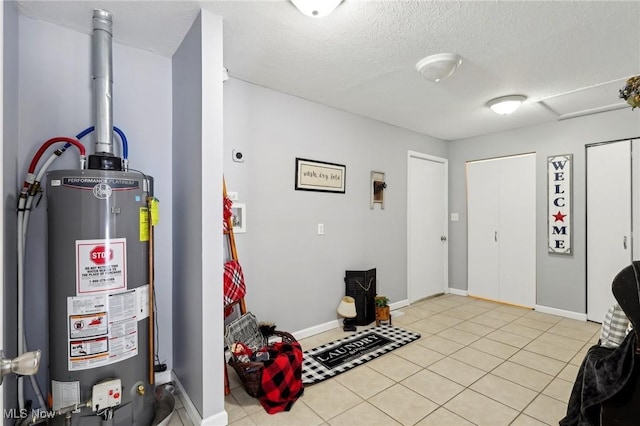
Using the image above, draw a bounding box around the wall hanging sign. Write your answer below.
[295,158,346,193]
[231,202,246,233]
[370,171,386,209]
[548,154,572,254]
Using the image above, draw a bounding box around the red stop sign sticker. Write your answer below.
[90,245,114,265]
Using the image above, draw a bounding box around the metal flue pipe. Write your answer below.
[92,9,113,155]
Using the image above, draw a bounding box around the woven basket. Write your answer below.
[228,330,297,397]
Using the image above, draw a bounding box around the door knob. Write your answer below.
[440,236,447,241]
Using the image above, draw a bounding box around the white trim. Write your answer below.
[535,304,588,322]
[155,370,173,385]
[407,151,449,303]
[293,319,340,340]
[389,299,409,310]
[172,372,228,426]
[447,288,468,296]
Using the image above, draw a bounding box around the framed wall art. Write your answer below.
[548,154,572,254]
[231,202,246,233]
[295,158,346,193]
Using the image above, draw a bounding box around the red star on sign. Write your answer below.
[553,211,567,222]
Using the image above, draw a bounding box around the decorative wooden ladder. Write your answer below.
[223,178,246,394]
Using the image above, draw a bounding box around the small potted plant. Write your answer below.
[375,296,391,326]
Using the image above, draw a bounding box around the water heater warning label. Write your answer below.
[76,238,127,294]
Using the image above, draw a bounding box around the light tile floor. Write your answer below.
[178,294,601,425]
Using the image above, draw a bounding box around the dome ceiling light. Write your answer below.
[415,53,463,83]
[291,0,343,18]
[487,95,527,115]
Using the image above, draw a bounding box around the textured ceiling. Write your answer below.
[15,0,640,140]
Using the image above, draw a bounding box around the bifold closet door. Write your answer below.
[587,141,631,322]
[467,154,536,307]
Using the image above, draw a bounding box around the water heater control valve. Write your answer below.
[91,379,122,411]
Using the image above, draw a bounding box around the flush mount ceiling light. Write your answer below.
[415,53,463,82]
[291,0,343,18]
[487,95,527,115]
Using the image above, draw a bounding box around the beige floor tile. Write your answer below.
[230,387,263,414]
[167,412,184,426]
[334,365,395,399]
[453,320,495,336]
[470,373,538,410]
[513,317,555,331]
[542,377,573,403]
[493,304,530,316]
[428,297,466,308]
[394,343,445,367]
[522,310,563,324]
[391,311,424,326]
[523,339,578,362]
[410,318,450,334]
[327,401,401,426]
[483,310,522,323]
[367,353,422,381]
[509,350,566,376]
[440,307,483,320]
[414,407,475,426]
[401,369,465,405]
[491,361,554,392]
[547,324,598,342]
[510,414,548,425]
[557,317,601,332]
[534,331,586,351]
[450,346,504,371]
[429,313,466,326]
[557,363,579,382]
[368,384,438,425]
[569,348,589,366]
[417,301,450,313]
[524,394,568,425]
[444,389,519,426]
[428,357,486,387]
[225,393,250,424]
[248,400,324,426]
[499,323,543,339]
[436,328,481,345]
[469,314,510,329]
[176,408,194,426]
[467,298,502,309]
[416,334,464,355]
[301,380,363,420]
[470,337,520,359]
[486,329,533,348]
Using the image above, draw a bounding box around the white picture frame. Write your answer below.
[231,202,246,233]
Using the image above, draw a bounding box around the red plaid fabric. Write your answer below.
[257,342,304,414]
[223,260,246,308]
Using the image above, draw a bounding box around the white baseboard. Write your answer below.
[535,304,587,321]
[294,319,340,340]
[154,370,173,385]
[172,371,228,426]
[447,288,468,296]
[389,299,409,310]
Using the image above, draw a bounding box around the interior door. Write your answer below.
[497,154,536,307]
[407,152,448,303]
[467,159,500,300]
[587,141,632,322]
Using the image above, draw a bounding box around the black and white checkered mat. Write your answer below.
[302,325,421,385]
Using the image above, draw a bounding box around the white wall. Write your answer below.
[17,15,173,399]
[448,108,640,315]
[223,78,448,333]
[172,10,225,424]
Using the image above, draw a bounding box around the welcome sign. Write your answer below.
[548,154,572,254]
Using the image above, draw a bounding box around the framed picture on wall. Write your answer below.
[231,202,246,233]
[295,158,346,193]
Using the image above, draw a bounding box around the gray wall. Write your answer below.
[172,10,224,421]
[15,15,173,401]
[448,108,640,314]
[223,78,448,332]
[3,0,19,412]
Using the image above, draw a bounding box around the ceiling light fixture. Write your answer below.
[487,95,527,115]
[415,53,463,83]
[291,0,343,18]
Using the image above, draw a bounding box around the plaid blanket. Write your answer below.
[223,260,246,317]
[257,341,304,414]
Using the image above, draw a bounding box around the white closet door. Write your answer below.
[587,141,631,322]
[467,159,500,300]
[498,154,536,307]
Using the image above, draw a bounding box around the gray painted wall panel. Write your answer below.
[223,78,448,332]
[448,109,640,314]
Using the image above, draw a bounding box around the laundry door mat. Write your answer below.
[301,325,420,385]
